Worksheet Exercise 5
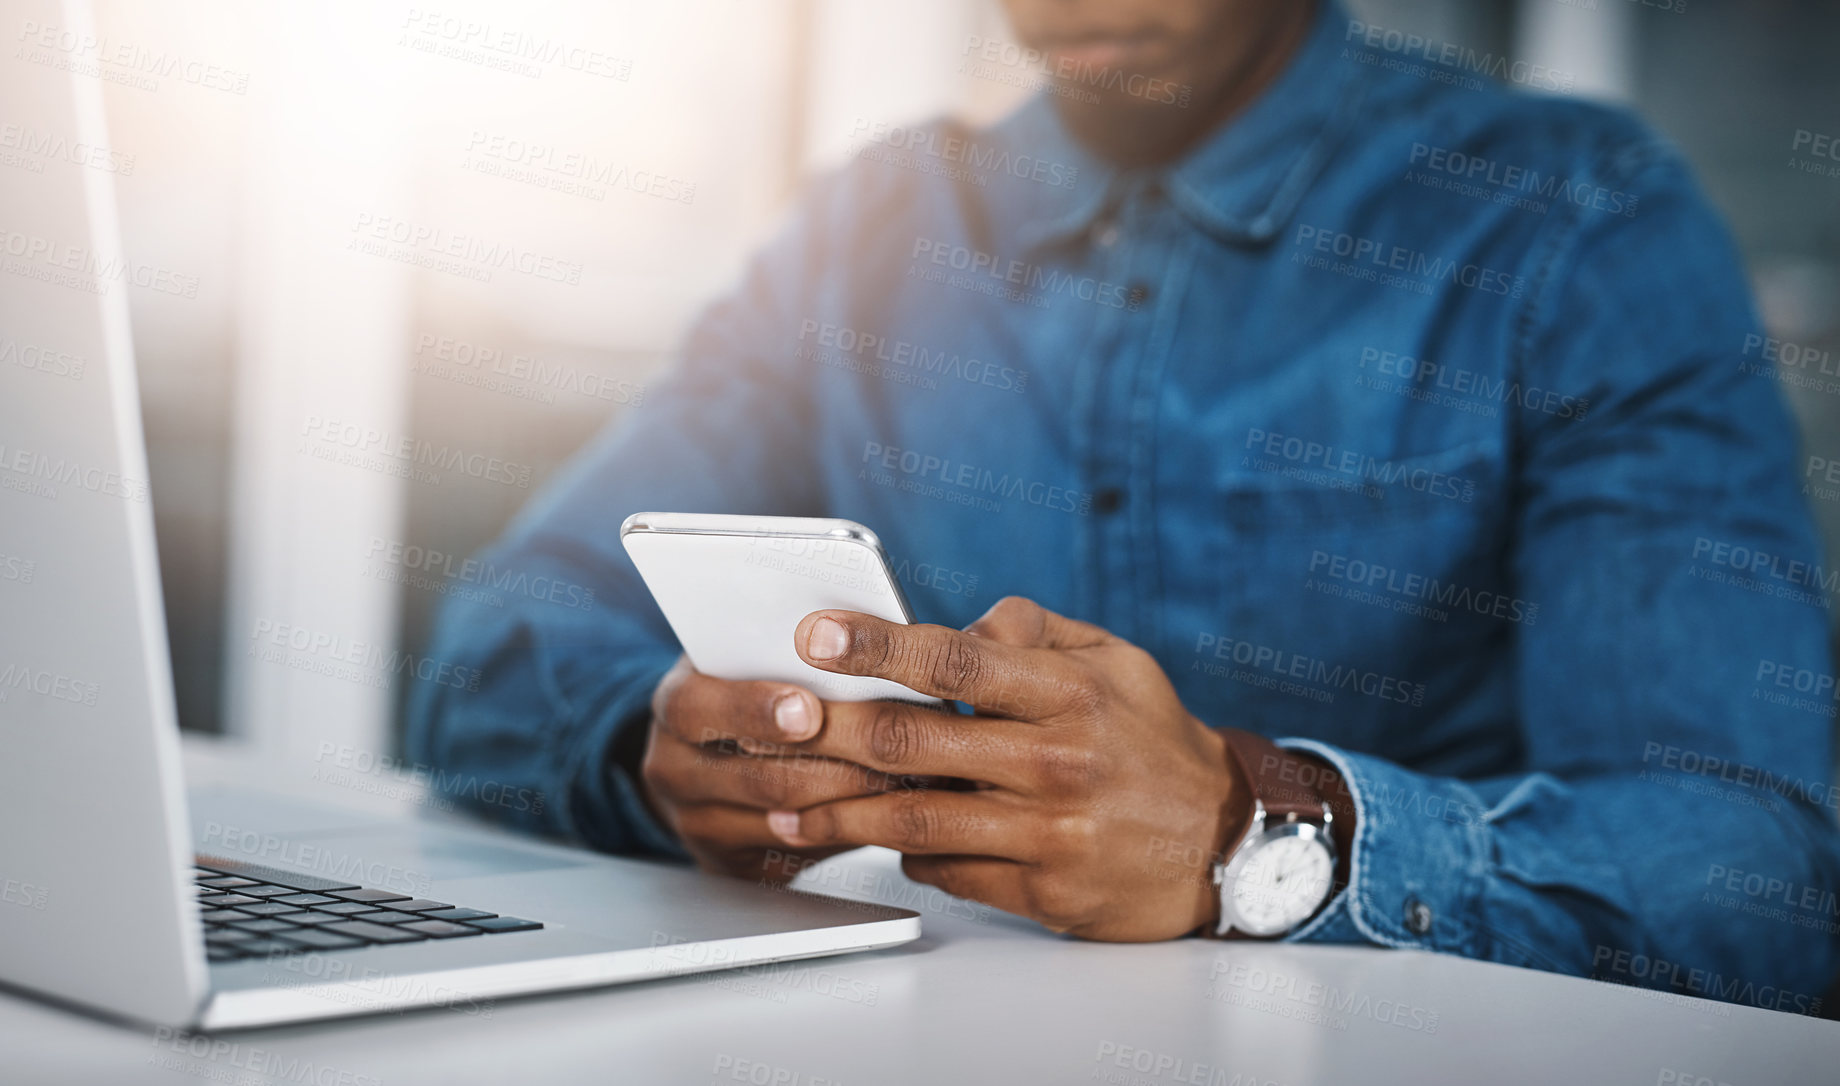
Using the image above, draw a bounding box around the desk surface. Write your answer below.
[7,743,1838,1085]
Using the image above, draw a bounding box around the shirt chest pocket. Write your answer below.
[1166,442,1510,739]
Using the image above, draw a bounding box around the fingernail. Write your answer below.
[806,616,849,661]
[767,810,807,845]
[774,693,816,740]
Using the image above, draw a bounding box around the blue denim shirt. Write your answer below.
[408,3,1840,1012]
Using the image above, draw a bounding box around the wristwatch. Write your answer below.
[1211,731,1338,938]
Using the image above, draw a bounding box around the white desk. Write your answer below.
[6,742,1838,1085]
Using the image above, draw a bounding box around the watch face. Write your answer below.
[1228,832,1334,936]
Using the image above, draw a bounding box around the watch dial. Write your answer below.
[1231,835,1334,935]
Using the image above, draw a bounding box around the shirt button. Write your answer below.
[1091,487,1124,515]
[1093,222,1121,249]
[1126,283,1151,308]
[1404,896,1433,935]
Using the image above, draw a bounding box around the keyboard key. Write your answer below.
[205,929,264,946]
[315,902,388,915]
[273,893,338,906]
[401,920,482,939]
[206,948,244,962]
[326,889,410,904]
[422,908,496,922]
[232,902,309,918]
[350,910,422,925]
[225,918,299,933]
[237,937,307,957]
[275,929,368,950]
[193,857,359,893]
[320,921,428,944]
[199,909,247,923]
[199,893,262,907]
[196,876,262,890]
[287,911,350,926]
[466,916,543,933]
[237,884,302,898]
[385,899,452,913]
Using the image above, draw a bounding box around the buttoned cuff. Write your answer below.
[1275,739,1490,954]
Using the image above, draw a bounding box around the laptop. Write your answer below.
[0,0,917,1031]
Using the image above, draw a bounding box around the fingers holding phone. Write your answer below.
[640,656,912,881]
[620,513,960,880]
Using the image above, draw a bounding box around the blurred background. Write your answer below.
[65,0,1840,765]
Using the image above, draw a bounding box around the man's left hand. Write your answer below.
[765,596,1247,942]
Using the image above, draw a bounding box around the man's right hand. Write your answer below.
[638,656,911,882]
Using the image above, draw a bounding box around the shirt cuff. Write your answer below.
[563,656,691,861]
[608,741,692,861]
[1275,738,1489,954]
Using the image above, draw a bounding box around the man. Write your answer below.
[409,0,1840,1011]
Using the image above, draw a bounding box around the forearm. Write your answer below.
[404,542,683,855]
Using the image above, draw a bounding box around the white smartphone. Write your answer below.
[619,512,941,705]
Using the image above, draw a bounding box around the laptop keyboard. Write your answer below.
[193,855,542,963]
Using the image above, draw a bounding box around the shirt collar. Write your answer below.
[995,0,1368,253]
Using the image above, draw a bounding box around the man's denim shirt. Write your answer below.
[408,3,1840,1012]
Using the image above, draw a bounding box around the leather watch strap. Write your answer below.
[1220,729,1328,824]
